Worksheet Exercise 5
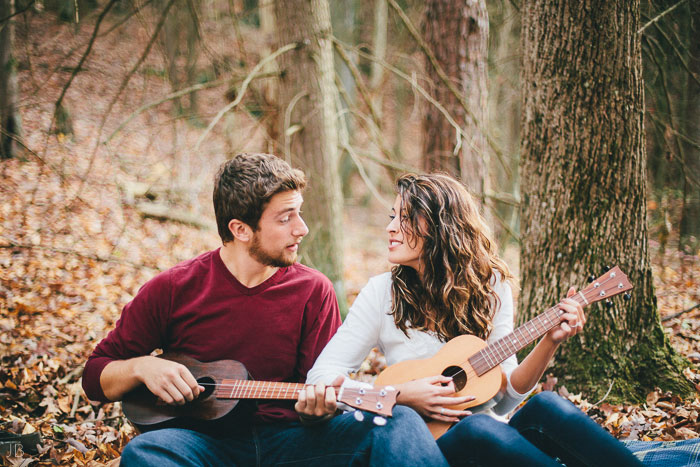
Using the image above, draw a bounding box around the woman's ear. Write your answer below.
[228,219,253,243]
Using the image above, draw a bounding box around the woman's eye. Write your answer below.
[389,215,396,220]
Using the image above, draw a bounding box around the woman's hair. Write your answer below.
[391,173,512,341]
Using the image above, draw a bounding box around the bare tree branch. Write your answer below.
[192,42,299,153]
[385,0,509,175]
[0,0,35,23]
[638,0,688,34]
[0,236,158,271]
[106,71,279,143]
[53,0,119,123]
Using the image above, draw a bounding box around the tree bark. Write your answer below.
[519,0,693,401]
[274,0,347,314]
[0,0,22,159]
[680,1,700,253]
[422,0,488,199]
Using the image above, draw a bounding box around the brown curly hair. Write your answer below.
[391,173,512,341]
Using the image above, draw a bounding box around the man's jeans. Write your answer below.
[437,391,644,466]
[120,405,448,466]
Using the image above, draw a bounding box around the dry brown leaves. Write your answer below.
[2,7,700,467]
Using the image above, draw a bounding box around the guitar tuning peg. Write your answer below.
[603,266,611,273]
[373,416,387,426]
[605,300,613,309]
[354,411,365,422]
[587,275,596,283]
[623,293,631,301]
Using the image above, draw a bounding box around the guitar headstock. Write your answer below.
[337,385,398,417]
[579,266,633,306]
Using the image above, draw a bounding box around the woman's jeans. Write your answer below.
[120,405,448,466]
[437,391,643,466]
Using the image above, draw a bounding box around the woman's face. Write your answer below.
[386,195,424,271]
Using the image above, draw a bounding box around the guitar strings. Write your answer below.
[432,272,626,390]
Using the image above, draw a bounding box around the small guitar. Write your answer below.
[375,266,633,439]
[122,354,398,432]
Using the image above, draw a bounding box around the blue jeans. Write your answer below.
[120,406,448,466]
[437,392,643,466]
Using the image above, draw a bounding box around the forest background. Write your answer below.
[0,0,699,465]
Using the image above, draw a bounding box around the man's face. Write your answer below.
[248,190,308,267]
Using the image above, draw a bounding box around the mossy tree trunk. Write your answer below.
[519,0,693,401]
[274,0,347,314]
[422,0,488,199]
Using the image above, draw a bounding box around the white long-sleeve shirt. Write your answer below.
[307,272,533,417]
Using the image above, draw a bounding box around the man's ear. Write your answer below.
[228,219,253,242]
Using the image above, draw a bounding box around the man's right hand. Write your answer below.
[132,356,204,405]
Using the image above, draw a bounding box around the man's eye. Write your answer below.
[281,217,290,223]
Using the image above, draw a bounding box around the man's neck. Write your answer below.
[219,243,280,288]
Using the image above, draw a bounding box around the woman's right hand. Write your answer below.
[395,375,475,423]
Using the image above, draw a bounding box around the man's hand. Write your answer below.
[395,375,475,423]
[132,356,204,405]
[295,376,344,420]
[546,287,587,344]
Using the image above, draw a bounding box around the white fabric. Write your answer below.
[307,272,534,417]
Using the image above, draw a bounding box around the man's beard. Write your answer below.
[249,232,297,268]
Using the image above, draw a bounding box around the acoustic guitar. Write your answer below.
[122,354,398,433]
[375,266,633,439]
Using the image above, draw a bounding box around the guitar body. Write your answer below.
[375,335,505,439]
[122,354,249,433]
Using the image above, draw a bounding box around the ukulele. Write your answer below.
[122,354,398,433]
[375,266,633,439]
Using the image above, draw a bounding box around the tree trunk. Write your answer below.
[274,0,347,314]
[519,0,693,401]
[680,1,700,253]
[0,0,22,159]
[422,0,488,199]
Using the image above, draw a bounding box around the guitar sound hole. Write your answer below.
[196,376,215,400]
[441,366,467,391]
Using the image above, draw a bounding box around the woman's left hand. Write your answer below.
[546,287,586,344]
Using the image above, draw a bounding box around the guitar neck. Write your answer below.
[215,380,307,400]
[468,305,566,376]
[468,266,632,376]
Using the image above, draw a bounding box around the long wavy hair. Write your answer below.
[391,173,512,341]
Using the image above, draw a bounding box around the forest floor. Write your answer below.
[2,6,700,467]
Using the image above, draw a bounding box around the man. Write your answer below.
[83,153,447,466]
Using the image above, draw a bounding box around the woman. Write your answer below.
[302,173,642,466]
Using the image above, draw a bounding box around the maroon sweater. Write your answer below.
[82,249,341,423]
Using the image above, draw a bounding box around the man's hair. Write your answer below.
[213,153,306,243]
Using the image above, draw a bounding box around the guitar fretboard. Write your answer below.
[466,266,631,376]
[468,306,565,376]
[215,380,306,400]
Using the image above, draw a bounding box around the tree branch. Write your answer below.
[0,0,35,23]
[0,237,158,271]
[385,0,509,175]
[105,71,279,143]
[53,0,118,122]
[193,42,299,153]
[638,0,688,34]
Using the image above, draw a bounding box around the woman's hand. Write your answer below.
[546,287,586,344]
[395,375,475,423]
